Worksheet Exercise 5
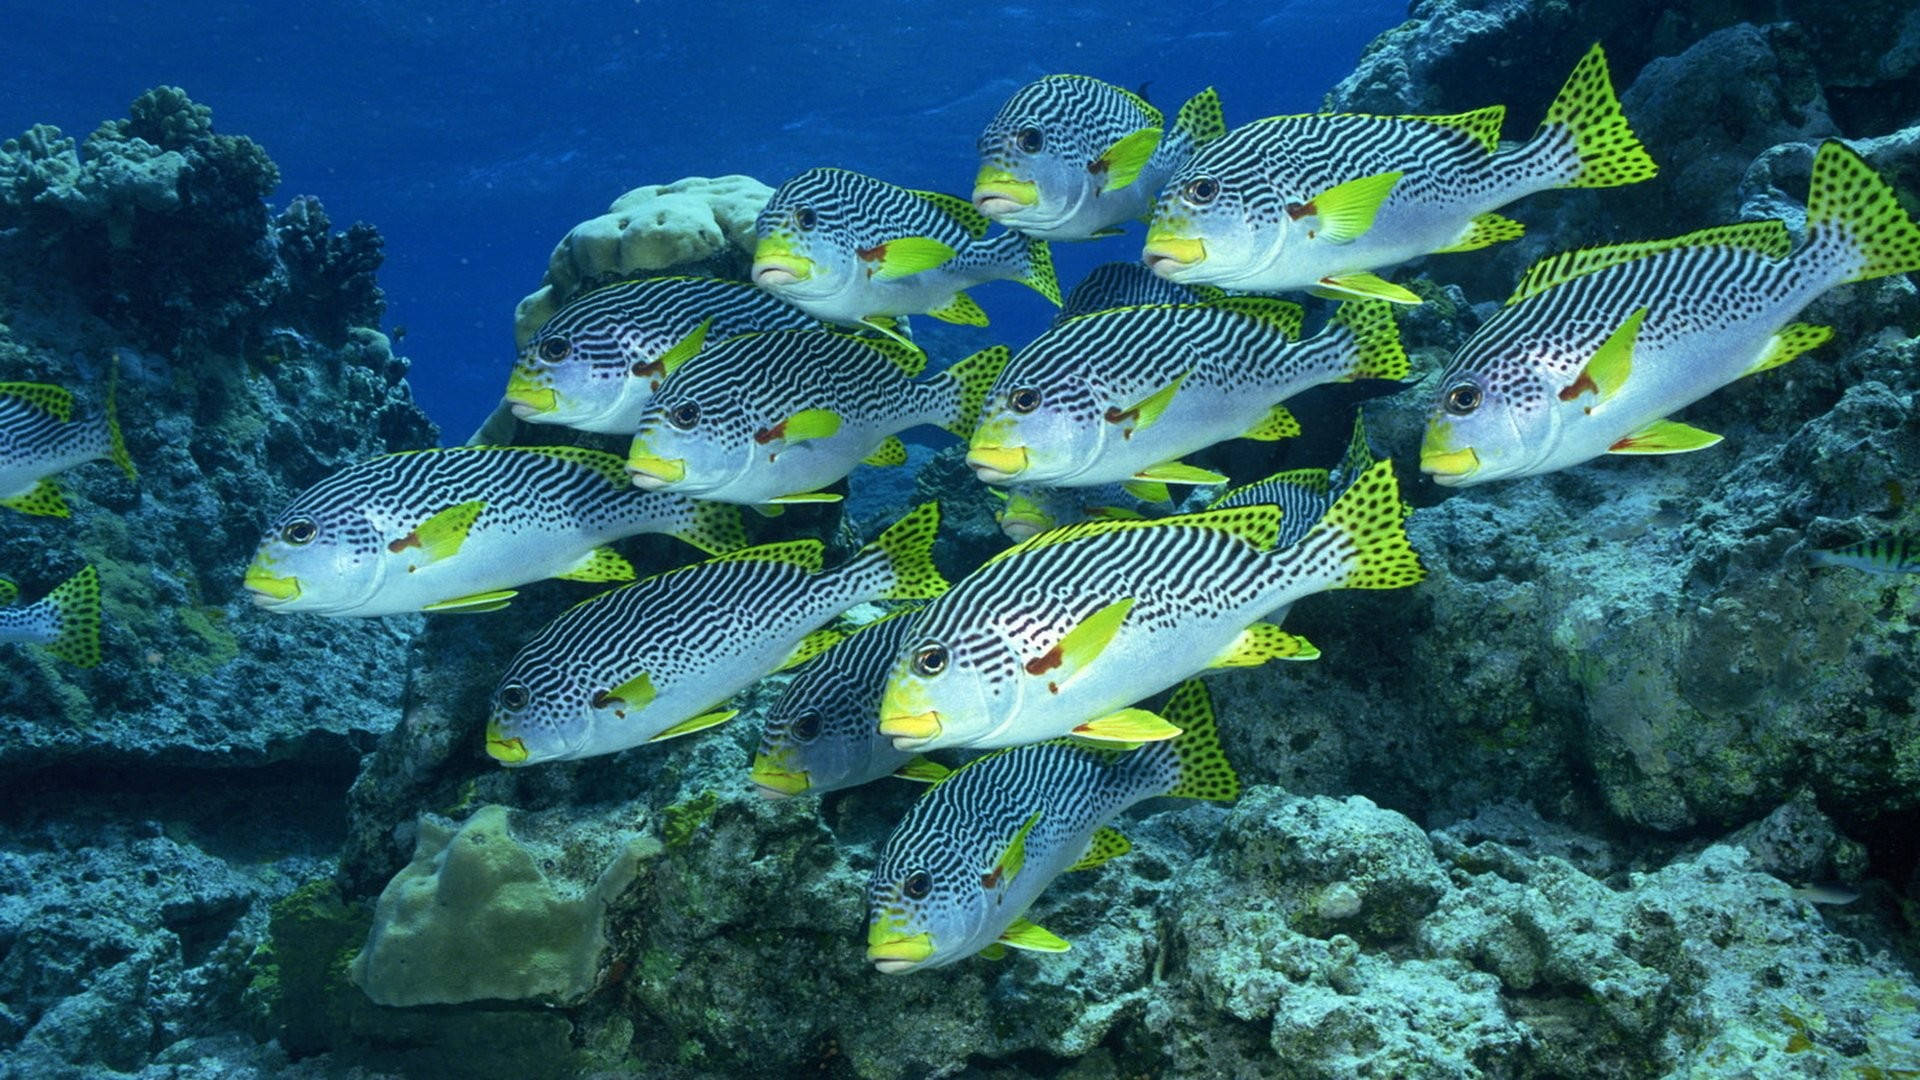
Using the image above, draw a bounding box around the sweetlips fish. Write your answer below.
[973,77,1226,242]
[866,678,1238,972]
[0,565,102,668]
[967,297,1405,492]
[1421,140,1920,487]
[1054,261,1224,325]
[987,484,1156,543]
[626,330,1008,507]
[751,167,1061,339]
[0,376,135,518]
[486,503,948,765]
[245,446,746,617]
[505,276,820,434]
[879,459,1423,752]
[751,607,950,798]
[1811,534,1920,575]
[1144,43,1656,301]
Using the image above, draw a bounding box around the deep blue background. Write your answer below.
[3,2,1407,441]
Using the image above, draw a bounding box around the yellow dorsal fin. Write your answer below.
[909,190,991,238]
[853,336,928,377]
[981,503,1283,568]
[709,539,825,571]
[0,382,75,421]
[1507,221,1792,306]
[1202,296,1304,339]
[1400,104,1506,153]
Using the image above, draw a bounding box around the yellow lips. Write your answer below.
[972,166,1038,210]
[751,236,814,284]
[1419,422,1480,479]
[866,918,935,972]
[503,369,557,415]
[242,564,300,603]
[749,752,810,798]
[1142,232,1207,272]
[966,444,1029,481]
[484,720,529,765]
[878,709,943,740]
[626,448,686,488]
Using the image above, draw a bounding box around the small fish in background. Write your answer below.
[879,459,1423,753]
[1810,535,1920,575]
[485,503,948,766]
[1054,261,1226,325]
[0,376,136,517]
[865,679,1238,973]
[1144,43,1656,301]
[751,167,1061,340]
[751,607,949,798]
[967,298,1405,492]
[244,446,747,617]
[973,76,1226,242]
[0,565,103,668]
[504,276,822,435]
[625,330,1008,508]
[1789,883,1862,907]
[987,484,1155,543]
[1422,140,1920,486]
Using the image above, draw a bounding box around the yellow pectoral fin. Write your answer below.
[1608,418,1722,455]
[422,589,517,613]
[1028,597,1134,687]
[867,236,957,280]
[1309,273,1423,305]
[1096,127,1163,192]
[1302,170,1402,244]
[990,810,1043,888]
[1112,373,1186,435]
[593,671,656,711]
[1561,306,1644,410]
[773,408,843,444]
[648,708,739,742]
[654,318,713,379]
[998,917,1071,953]
[1071,708,1183,743]
[399,499,487,563]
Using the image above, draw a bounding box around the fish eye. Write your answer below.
[280,519,318,545]
[911,643,949,678]
[1015,127,1044,154]
[1008,388,1042,414]
[1183,177,1220,205]
[537,336,571,363]
[499,683,530,711]
[902,870,933,900]
[791,710,822,742]
[792,207,818,230]
[1444,382,1484,415]
[669,402,702,429]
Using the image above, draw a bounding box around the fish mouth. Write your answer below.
[626,449,687,490]
[879,709,943,744]
[866,922,935,973]
[966,444,1030,482]
[242,565,301,606]
[749,753,810,798]
[503,370,557,417]
[1419,422,1481,486]
[996,515,1048,542]
[484,720,530,765]
[1142,233,1207,278]
[751,240,814,288]
[973,167,1039,217]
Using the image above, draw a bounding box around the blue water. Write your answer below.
[3,1,1406,441]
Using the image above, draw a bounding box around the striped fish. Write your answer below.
[0,376,135,518]
[244,446,746,617]
[751,167,1061,339]
[967,298,1405,491]
[1422,140,1920,486]
[0,565,103,668]
[1810,535,1920,575]
[505,276,822,435]
[1144,44,1656,301]
[1055,261,1224,325]
[973,77,1226,242]
[751,606,950,798]
[486,503,948,765]
[878,459,1423,752]
[625,330,1008,507]
[866,679,1238,972]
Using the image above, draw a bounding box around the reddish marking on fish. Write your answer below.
[1559,372,1598,402]
[981,866,1003,889]
[1286,200,1316,221]
[1025,644,1063,677]
[632,360,664,382]
[592,689,619,709]
[1103,405,1140,438]
[1609,433,1639,451]
[1088,158,1109,176]
[388,532,421,554]
[754,420,788,445]
[858,244,888,279]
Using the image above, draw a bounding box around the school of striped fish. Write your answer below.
[10,43,1919,976]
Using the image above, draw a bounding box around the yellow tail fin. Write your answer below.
[1539,43,1658,190]
[1805,139,1920,285]
[1305,460,1426,590]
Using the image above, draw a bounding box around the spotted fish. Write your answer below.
[879,459,1423,752]
[866,678,1238,973]
[967,298,1405,491]
[1421,140,1920,486]
[1144,44,1656,301]
[751,607,950,798]
[0,565,102,668]
[1055,261,1224,325]
[485,503,948,765]
[0,376,135,518]
[973,77,1226,242]
[505,276,822,434]
[751,167,1061,339]
[1810,534,1920,575]
[245,446,746,617]
[626,330,1008,507]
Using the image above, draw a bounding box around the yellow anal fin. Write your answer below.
[1243,404,1301,442]
[1134,461,1228,485]
[777,627,845,671]
[866,236,957,280]
[1309,272,1422,305]
[893,756,950,783]
[1433,211,1525,253]
[1608,418,1722,455]
[422,589,517,613]
[999,917,1071,953]
[0,478,69,518]
[1096,126,1162,192]
[1746,322,1833,377]
[1207,622,1319,668]
[863,435,909,466]
[649,708,739,742]
[926,291,989,326]
[555,546,635,582]
[764,491,844,505]
[1066,826,1132,872]
[1071,707,1182,743]
[977,943,1008,961]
